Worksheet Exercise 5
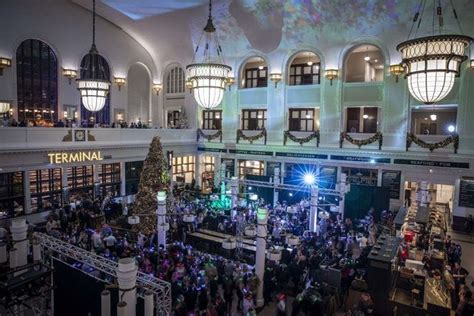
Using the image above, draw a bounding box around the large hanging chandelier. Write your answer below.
[186,0,231,109]
[77,0,110,112]
[397,1,471,104]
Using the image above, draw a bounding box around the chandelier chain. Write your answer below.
[408,0,424,39]
[449,0,464,34]
[92,0,96,47]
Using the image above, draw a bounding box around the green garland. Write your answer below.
[406,133,459,153]
[340,131,383,150]
[236,128,267,144]
[197,129,222,142]
[283,130,320,147]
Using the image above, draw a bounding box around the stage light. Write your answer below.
[303,173,316,185]
[318,196,322,200]
[370,159,375,164]
[289,192,293,197]
[448,125,455,133]
[248,186,252,190]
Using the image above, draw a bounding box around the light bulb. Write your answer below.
[448,125,455,132]
[363,114,369,119]
[430,114,437,121]
[364,56,371,61]
[258,65,264,70]
[307,61,313,66]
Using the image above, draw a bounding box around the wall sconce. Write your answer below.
[185,80,193,93]
[270,73,282,88]
[389,64,405,83]
[114,77,126,91]
[470,59,474,69]
[226,76,235,91]
[63,69,77,84]
[0,100,11,114]
[116,112,124,122]
[0,57,12,76]
[324,69,338,85]
[153,83,162,96]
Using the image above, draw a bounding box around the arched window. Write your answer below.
[166,66,185,94]
[288,51,321,85]
[80,53,110,125]
[240,57,267,89]
[16,39,58,123]
[344,44,384,83]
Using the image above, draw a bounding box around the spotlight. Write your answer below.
[370,159,375,164]
[248,186,252,190]
[289,192,293,197]
[303,173,316,186]
[448,125,455,133]
[318,196,323,200]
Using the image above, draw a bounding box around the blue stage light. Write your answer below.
[303,173,316,185]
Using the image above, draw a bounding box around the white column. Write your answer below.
[116,258,138,316]
[156,191,168,250]
[255,207,268,307]
[120,162,126,196]
[273,168,280,206]
[231,177,238,208]
[9,248,18,269]
[10,218,28,267]
[101,290,111,316]
[219,162,226,184]
[309,187,319,232]
[144,291,154,316]
[339,173,348,219]
[195,154,202,189]
[418,181,429,207]
[364,61,371,82]
[23,170,32,214]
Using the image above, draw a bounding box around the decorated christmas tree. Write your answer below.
[132,136,170,234]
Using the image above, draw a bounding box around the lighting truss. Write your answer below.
[34,233,171,315]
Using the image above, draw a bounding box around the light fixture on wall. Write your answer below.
[270,73,282,88]
[0,101,11,114]
[186,0,231,109]
[397,1,471,104]
[185,80,193,93]
[364,47,370,61]
[114,77,126,91]
[153,83,162,96]
[225,76,235,91]
[0,57,11,76]
[389,64,405,83]
[63,69,77,84]
[430,114,437,121]
[470,59,474,69]
[324,69,338,85]
[76,0,111,112]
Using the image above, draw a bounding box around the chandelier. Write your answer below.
[397,1,471,104]
[186,0,231,109]
[77,0,110,112]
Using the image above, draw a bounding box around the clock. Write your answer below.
[75,130,86,142]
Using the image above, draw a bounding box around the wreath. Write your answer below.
[236,128,267,144]
[283,130,320,147]
[340,131,383,150]
[406,133,459,153]
[197,129,222,142]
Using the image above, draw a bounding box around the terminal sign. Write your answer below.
[48,151,103,164]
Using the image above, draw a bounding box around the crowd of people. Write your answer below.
[3,183,473,315]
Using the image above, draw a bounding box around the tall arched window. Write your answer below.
[166,66,185,94]
[16,39,58,123]
[80,53,110,125]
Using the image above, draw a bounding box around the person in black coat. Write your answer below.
[198,287,208,315]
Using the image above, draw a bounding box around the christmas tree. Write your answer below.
[132,136,170,234]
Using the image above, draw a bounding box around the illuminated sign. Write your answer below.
[48,151,103,164]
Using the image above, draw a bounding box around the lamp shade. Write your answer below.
[186,63,231,109]
[0,101,10,114]
[77,79,110,112]
[397,35,471,104]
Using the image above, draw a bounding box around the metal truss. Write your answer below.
[34,233,172,315]
[227,178,343,197]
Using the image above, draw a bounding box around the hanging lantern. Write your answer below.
[186,0,231,109]
[397,35,471,104]
[77,0,110,112]
[397,1,471,104]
